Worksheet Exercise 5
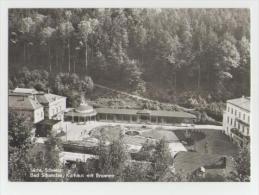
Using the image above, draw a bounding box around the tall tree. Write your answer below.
[9,112,32,149]
[44,134,62,169]
[166,35,183,90]
[151,138,173,180]
[215,39,240,98]
[58,12,74,73]
[97,131,130,178]
[78,18,99,73]
[8,8,250,102]
[40,26,56,72]
[19,16,36,66]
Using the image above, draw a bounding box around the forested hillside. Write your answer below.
[9,9,250,106]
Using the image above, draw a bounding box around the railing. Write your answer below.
[236,118,249,127]
[231,128,249,141]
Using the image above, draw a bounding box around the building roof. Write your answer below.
[13,88,38,95]
[227,97,250,112]
[137,109,151,115]
[37,119,61,126]
[11,88,65,105]
[65,109,97,117]
[96,108,137,115]
[9,95,43,110]
[76,104,93,112]
[95,108,196,119]
[10,87,66,110]
[36,93,66,105]
[150,110,196,118]
[75,102,94,113]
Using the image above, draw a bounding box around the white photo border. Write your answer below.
[0,1,258,195]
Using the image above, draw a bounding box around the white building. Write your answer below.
[223,96,250,146]
[36,92,67,121]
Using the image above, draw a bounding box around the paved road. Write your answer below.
[95,83,195,112]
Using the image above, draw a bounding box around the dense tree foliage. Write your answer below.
[121,162,152,182]
[53,73,93,107]
[97,131,130,178]
[150,138,174,181]
[73,135,179,181]
[9,112,32,150]
[229,144,250,181]
[9,112,63,181]
[9,8,250,102]
[10,67,49,91]
[42,134,62,169]
[8,112,32,181]
[8,148,32,181]
[9,67,94,108]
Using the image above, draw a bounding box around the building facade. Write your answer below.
[96,108,196,124]
[65,105,196,125]
[64,101,97,123]
[9,92,44,124]
[36,92,67,121]
[223,96,250,146]
[9,88,67,137]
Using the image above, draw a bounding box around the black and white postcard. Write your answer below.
[1,1,259,195]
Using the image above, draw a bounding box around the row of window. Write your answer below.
[227,105,249,123]
[51,105,64,116]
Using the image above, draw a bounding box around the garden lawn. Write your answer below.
[173,130,239,175]
[123,136,147,146]
[140,129,179,142]
[174,130,238,156]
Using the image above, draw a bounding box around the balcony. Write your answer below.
[236,118,249,127]
[231,128,249,142]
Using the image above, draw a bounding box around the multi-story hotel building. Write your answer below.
[9,88,66,137]
[9,89,44,124]
[223,96,250,146]
[36,92,67,121]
